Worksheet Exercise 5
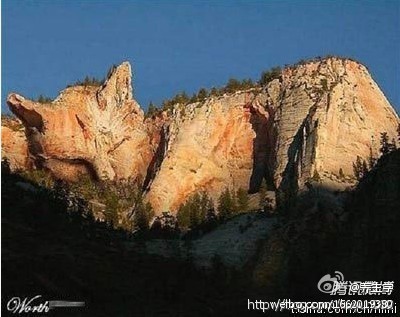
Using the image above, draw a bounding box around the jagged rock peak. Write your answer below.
[5,61,151,181]
[2,58,399,216]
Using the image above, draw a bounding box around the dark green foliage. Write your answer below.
[21,169,55,188]
[380,132,390,155]
[392,138,398,151]
[2,162,253,316]
[210,87,219,96]
[217,188,237,220]
[177,203,190,229]
[379,132,396,156]
[71,75,104,87]
[15,165,149,231]
[36,94,53,103]
[368,146,377,169]
[155,55,361,114]
[353,156,369,181]
[175,91,190,104]
[189,193,202,228]
[241,78,254,90]
[258,178,268,208]
[133,194,154,231]
[67,66,113,88]
[196,88,209,101]
[224,78,255,93]
[259,66,281,86]
[176,191,213,229]
[103,189,120,225]
[150,212,179,238]
[397,123,400,143]
[236,187,249,212]
[225,78,242,93]
[161,91,191,112]
[145,101,159,118]
[253,150,400,295]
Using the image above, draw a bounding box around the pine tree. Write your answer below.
[236,187,249,212]
[397,124,400,143]
[146,102,158,118]
[353,156,369,181]
[210,87,219,97]
[37,95,52,103]
[197,88,208,101]
[189,93,198,103]
[259,178,268,208]
[368,147,377,169]
[177,191,212,229]
[200,191,213,221]
[177,203,191,229]
[189,192,202,228]
[217,188,235,220]
[380,132,391,156]
[390,138,397,151]
[225,78,241,93]
[259,66,281,86]
[133,193,154,231]
[84,75,91,86]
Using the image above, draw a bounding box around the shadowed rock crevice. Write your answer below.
[2,58,399,214]
[278,105,318,206]
[142,124,170,192]
[248,105,276,193]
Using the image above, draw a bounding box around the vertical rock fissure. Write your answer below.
[142,124,170,192]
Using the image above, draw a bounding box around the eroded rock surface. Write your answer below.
[5,63,152,182]
[2,58,399,215]
[1,118,30,171]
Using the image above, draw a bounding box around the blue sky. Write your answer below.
[2,0,399,113]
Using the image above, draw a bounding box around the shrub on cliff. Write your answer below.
[236,187,249,212]
[259,66,281,86]
[379,132,397,156]
[176,191,213,229]
[196,88,209,101]
[36,94,53,103]
[352,156,369,181]
[133,194,154,232]
[217,188,237,220]
[72,76,104,87]
[145,101,159,118]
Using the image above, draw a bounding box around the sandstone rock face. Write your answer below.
[2,58,399,215]
[1,118,30,171]
[5,62,153,182]
[269,58,399,192]
[144,92,270,213]
[145,58,399,213]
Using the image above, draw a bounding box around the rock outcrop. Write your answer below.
[2,57,399,214]
[5,62,153,182]
[145,58,399,213]
[273,58,399,192]
[144,92,271,213]
[1,118,30,171]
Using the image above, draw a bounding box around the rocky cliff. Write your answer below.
[2,57,399,214]
[144,58,399,213]
[5,63,153,182]
[1,117,30,171]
